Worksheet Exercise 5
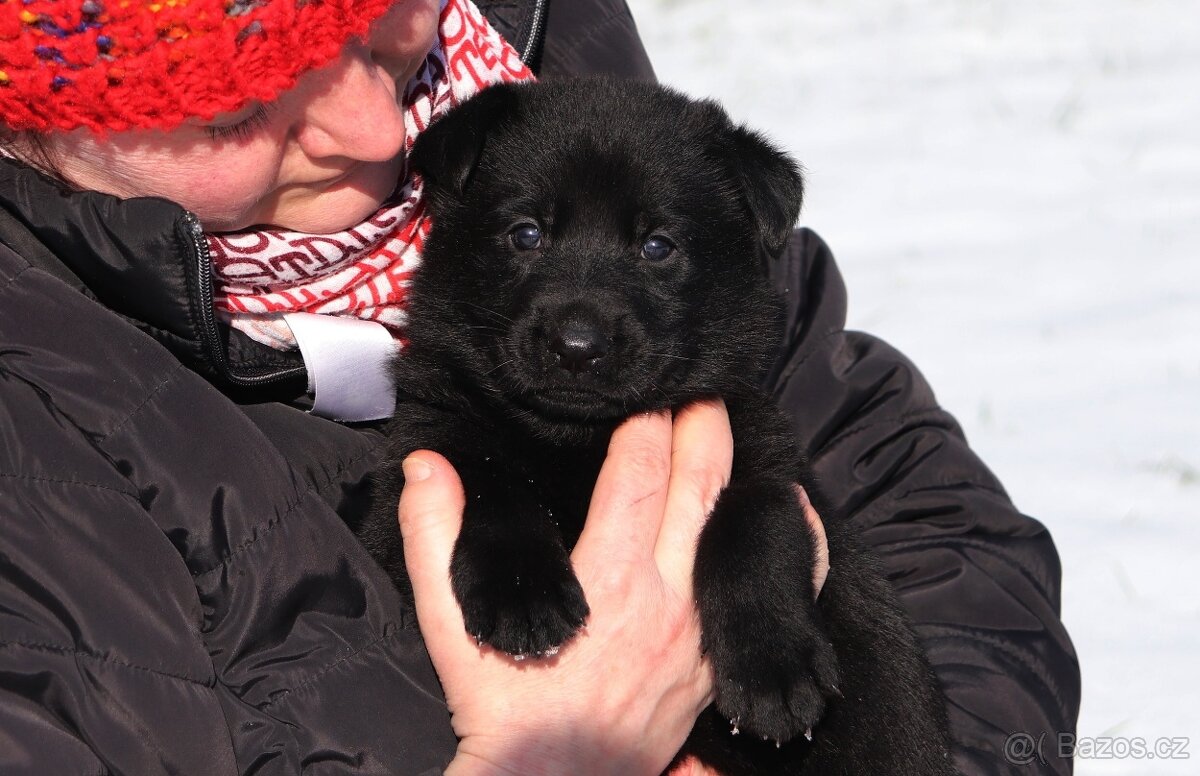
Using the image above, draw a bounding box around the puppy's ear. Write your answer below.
[409,84,516,200]
[721,125,805,259]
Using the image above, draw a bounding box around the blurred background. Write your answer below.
[626,0,1199,773]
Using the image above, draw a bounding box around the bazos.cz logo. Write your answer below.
[1004,732,1191,765]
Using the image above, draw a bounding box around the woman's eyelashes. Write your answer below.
[205,104,275,142]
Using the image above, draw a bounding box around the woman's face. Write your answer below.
[46,0,440,234]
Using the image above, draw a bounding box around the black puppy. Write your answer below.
[360,78,956,775]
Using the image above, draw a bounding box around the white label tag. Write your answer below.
[283,312,398,422]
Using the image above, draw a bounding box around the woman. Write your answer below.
[0,0,1079,774]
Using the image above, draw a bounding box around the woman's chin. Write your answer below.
[233,163,401,234]
[279,187,395,234]
[281,196,388,233]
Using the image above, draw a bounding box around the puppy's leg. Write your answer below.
[695,479,840,744]
[449,461,590,657]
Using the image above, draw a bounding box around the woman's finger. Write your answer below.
[669,756,725,776]
[798,486,829,598]
[654,399,733,594]
[396,452,471,653]
[572,410,673,574]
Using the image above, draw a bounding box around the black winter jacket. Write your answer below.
[0,2,1079,774]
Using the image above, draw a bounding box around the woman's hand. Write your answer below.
[397,400,829,776]
[399,402,725,775]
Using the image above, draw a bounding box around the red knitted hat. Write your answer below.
[0,0,397,133]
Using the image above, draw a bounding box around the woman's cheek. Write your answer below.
[170,145,283,231]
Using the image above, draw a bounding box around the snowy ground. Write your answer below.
[627,1,1200,773]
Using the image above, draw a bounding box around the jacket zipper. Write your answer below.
[521,0,549,66]
[182,211,306,387]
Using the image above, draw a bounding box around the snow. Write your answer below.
[627,0,1200,772]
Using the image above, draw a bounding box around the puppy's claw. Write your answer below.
[804,727,813,742]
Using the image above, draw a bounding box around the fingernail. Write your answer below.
[402,456,433,482]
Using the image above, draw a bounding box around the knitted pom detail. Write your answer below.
[0,0,397,132]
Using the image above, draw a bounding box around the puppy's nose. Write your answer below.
[548,320,608,375]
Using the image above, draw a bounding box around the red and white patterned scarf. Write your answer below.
[208,0,533,349]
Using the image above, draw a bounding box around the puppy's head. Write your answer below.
[407,78,802,433]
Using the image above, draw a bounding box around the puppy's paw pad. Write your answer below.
[456,563,589,657]
[712,634,840,743]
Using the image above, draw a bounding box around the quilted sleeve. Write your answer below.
[765,229,1082,775]
[0,252,457,776]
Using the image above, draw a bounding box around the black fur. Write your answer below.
[359,78,956,775]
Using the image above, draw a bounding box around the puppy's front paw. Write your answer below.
[451,545,589,658]
[710,621,840,744]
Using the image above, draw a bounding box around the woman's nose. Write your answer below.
[292,45,407,162]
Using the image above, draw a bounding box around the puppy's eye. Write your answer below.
[510,224,543,251]
[640,236,674,262]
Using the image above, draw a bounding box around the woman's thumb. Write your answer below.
[397,452,468,639]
